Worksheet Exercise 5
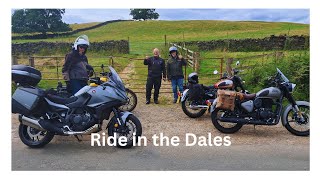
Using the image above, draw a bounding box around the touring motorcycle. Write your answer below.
[181,68,245,118]
[210,68,309,136]
[12,65,142,148]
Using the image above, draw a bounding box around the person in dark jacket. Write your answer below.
[144,48,166,104]
[167,46,187,103]
[62,35,92,95]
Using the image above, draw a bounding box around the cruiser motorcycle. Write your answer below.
[210,68,309,136]
[12,65,142,148]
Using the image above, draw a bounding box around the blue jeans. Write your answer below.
[69,79,87,95]
[171,78,184,100]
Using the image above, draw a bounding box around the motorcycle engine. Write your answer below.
[254,98,276,121]
[258,108,276,120]
[67,110,95,131]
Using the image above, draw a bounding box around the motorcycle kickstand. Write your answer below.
[74,135,83,142]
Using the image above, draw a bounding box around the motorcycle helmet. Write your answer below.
[188,72,199,84]
[73,35,90,51]
[169,46,178,54]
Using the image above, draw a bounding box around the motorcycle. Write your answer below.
[210,68,309,136]
[12,65,142,148]
[181,68,245,118]
[55,64,138,112]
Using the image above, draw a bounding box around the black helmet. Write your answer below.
[188,72,198,84]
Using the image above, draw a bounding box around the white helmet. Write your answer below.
[73,35,90,50]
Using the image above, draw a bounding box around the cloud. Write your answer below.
[60,9,309,24]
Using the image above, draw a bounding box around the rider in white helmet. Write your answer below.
[62,35,93,95]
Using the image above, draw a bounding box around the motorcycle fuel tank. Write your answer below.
[256,87,281,99]
[214,79,233,89]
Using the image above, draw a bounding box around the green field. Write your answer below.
[12,20,309,55]
[12,20,309,100]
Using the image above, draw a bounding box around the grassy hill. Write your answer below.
[12,20,309,55]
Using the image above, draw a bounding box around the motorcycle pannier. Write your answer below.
[216,89,236,111]
[12,87,45,115]
[12,65,41,86]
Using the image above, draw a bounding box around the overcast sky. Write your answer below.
[61,9,309,24]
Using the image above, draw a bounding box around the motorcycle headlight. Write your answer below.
[287,83,296,93]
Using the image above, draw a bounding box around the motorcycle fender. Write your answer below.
[120,111,133,124]
[181,89,189,102]
[282,101,309,126]
[209,98,218,113]
[107,111,132,128]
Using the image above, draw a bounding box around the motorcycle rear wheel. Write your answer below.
[181,95,206,118]
[211,109,243,133]
[18,124,55,148]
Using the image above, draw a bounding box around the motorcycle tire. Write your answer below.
[211,109,243,134]
[181,95,206,118]
[119,88,138,112]
[18,124,55,148]
[282,103,309,136]
[108,114,142,148]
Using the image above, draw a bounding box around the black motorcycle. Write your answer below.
[181,69,245,118]
[210,68,309,136]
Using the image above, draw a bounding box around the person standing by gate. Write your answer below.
[167,46,187,103]
[144,48,166,104]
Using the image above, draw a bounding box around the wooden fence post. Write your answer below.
[194,52,200,73]
[164,35,167,48]
[12,56,18,65]
[220,58,224,79]
[29,56,35,67]
[55,57,59,80]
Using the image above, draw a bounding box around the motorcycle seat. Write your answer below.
[46,94,78,105]
[243,93,256,100]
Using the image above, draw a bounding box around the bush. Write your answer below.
[243,51,309,101]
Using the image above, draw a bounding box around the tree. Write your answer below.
[12,9,71,35]
[130,9,159,20]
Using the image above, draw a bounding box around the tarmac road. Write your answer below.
[12,140,308,171]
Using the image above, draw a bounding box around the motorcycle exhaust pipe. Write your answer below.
[64,124,100,135]
[219,117,276,125]
[189,105,209,110]
[19,115,46,131]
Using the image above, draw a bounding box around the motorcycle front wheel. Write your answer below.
[119,88,138,112]
[283,104,309,136]
[181,95,206,118]
[108,114,142,148]
[211,109,243,133]
[18,124,55,148]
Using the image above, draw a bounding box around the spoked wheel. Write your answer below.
[211,109,243,133]
[18,124,55,148]
[119,88,138,112]
[284,105,309,136]
[181,95,206,118]
[108,115,142,148]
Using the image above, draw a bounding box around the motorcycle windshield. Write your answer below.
[108,66,126,92]
[276,68,290,83]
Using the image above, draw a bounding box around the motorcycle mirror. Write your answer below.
[236,61,240,66]
[213,70,219,74]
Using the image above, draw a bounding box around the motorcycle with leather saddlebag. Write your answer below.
[181,68,246,118]
[12,65,142,148]
[210,68,309,136]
